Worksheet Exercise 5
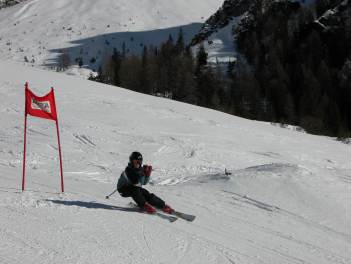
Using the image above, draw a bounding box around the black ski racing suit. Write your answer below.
[117,163,165,209]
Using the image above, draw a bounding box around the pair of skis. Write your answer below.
[129,202,196,223]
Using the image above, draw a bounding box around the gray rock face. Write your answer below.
[191,0,256,45]
[315,0,351,32]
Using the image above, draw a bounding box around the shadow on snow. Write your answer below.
[46,199,139,212]
[46,23,202,70]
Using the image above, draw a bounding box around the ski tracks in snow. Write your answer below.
[220,190,351,264]
[155,183,351,264]
[73,133,96,147]
[1,158,351,263]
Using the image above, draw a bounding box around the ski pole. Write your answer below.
[105,188,118,199]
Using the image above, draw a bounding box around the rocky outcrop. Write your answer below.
[190,0,256,46]
[314,0,351,32]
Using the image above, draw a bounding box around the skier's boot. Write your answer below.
[143,202,156,214]
[162,204,175,214]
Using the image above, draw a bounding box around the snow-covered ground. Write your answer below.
[1,60,351,263]
[0,0,223,71]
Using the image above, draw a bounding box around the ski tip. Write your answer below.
[174,212,196,222]
[184,216,196,222]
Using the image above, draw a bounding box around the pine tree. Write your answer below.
[121,42,127,58]
[196,45,208,73]
[58,50,71,70]
[140,46,151,93]
[175,28,185,55]
[119,55,142,92]
[111,48,122,86]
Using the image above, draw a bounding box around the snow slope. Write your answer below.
[1,60,351,263]
[0,0,223,71]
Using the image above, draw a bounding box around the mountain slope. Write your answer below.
[1,60,351,263]
[0,0,223,70]
[189,0,351,137]
[191,0,317,64]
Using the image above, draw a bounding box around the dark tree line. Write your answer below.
[90,29,229,110]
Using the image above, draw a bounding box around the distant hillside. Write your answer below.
[0,0,223,71]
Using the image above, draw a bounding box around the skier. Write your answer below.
[117,151,174,214]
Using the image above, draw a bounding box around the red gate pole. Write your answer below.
[22,114,27,191]
[55,119,64,193]
[22,82,29,191]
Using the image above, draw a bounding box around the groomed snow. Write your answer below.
[1,60,351,263]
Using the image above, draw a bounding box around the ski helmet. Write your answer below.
[129,151,143,164]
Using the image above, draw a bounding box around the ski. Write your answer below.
[129,203,178,223]
[171,211,196,222]
[155,212,178,222]
[128,203,195,222]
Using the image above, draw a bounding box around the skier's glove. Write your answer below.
[143,165,152,177]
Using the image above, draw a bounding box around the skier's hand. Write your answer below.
[143,165,152,177]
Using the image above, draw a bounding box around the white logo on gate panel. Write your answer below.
[31,98,52,113]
